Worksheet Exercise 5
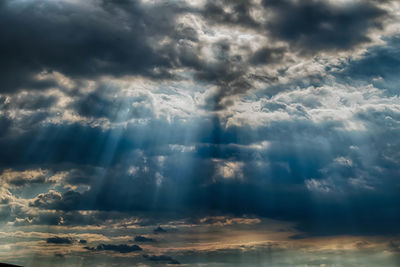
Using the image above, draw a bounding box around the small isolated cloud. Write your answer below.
[46,236,73,244]
[134,236,156,243]
[85,244,142,253]
[334,157,353,167]
[143,254,180,265]
[305,178,335,193]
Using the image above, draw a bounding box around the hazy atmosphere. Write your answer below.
[1,0,400,266]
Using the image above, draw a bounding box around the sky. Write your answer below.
[0,0,400,266]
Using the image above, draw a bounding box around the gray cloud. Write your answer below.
[46,236,73,244]
[29,190,81,211]
[134,236,156,243]
[0,0,183,92]
[202,0,260,29]
[85,244,142,253]
[143,254,180,265]
[71,83,155,121]
[1,0,400,266]
[336,36,400,95]
[263,0,386,52]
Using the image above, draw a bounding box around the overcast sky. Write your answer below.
[1,0,400,266]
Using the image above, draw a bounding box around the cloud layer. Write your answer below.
[1,0,400,266]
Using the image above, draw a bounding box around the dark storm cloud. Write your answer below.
[85,244,142,253]
[201,0,386,52]
[262,0,386,52]
[71,83,155,121]
[1,0,400,245]
[46,237,73,244]
[194,41,255,110]
[134,236,156,243]
[0,0,390,112]
[0,0,260,109]
[63,169,95,186]
[202,0,260,28]
[6,175,46,187]
[0,0,181,92]
[29,190,81,211]
[161,34,264,110]
[143,254,180,265]
[188,0,386,109]
[0,122,397,240]
[336,36,400,95]
[250,46,287,65]
[2,115,398,205]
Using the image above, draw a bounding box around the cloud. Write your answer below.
[71,83,156,122]
[0,99,394,236]
[263,0,386,52]
[85,244,142,253]
[213,159,244,181]
[0,0,392,118]
[29,190,82,211]
[336,36,400,95]
[305,178,335,193]
[0,188,14,205]
[0,169,48,187]
[0,0,181,92]
[143,254,180,265]
[134,236,156,243]
[1,3,400,267]
[197,216,261,226]
[46,236,73,244]
[250,46,287,65]
[202,0,260,29]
